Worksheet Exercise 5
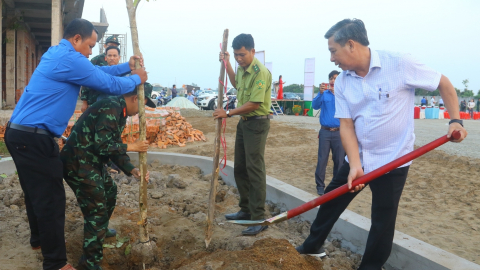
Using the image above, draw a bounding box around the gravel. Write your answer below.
[272,116,480,160]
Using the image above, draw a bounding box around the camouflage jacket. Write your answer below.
[61,96,135,185]
[80,53,108,105]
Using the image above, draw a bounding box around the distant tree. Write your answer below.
[459,79,474,97]
[283,84,304,93]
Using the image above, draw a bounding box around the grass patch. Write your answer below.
[0,141,10,157]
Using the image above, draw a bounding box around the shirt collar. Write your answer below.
[60,39,75,51]
[345,48,381,77]
[241,57,258,74]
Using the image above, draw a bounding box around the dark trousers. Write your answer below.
[5,128,67,270]
[234,118,270,220]
[303,162,409,270]
[315,129,345,192]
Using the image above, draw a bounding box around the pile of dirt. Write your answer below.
[0,162,361,269]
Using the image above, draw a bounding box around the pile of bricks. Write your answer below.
[121,109,206,148]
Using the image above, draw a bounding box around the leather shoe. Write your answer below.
[296,244,326,258]
[225,211,251,220]
[242,225,268,235]
[106,228,117,238]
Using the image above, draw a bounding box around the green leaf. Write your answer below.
[0,174,7,178]
[103,244,115,248]
[116,241,124,248]
[125,244,132,256]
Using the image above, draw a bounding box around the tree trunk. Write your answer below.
[205,29,229,248]
[126,0,149,244]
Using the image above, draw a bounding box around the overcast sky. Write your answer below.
[82,0,480,93]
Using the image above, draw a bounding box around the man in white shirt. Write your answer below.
[295,19,467,269]
[430,96,436,107]
[439,98,444,107]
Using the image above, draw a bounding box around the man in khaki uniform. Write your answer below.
[214,33,272,235]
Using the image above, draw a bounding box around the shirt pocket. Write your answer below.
[374,83,399,117]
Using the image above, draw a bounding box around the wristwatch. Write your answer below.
[448,119,463,127]
[226,110,232,117]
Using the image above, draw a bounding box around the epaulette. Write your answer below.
[253,64,260,74]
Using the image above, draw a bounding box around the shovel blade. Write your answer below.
[227,219,269,226]
[227,212,288,227]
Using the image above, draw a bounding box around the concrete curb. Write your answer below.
[1,153,478,270]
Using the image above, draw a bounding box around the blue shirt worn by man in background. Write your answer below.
[311,70,345,195]
[10,39,141,137]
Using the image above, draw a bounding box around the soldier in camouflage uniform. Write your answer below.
[61,86,156,270]
[81,35,121,112]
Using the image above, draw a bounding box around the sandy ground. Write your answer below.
[149,113,480,263]
[0,106,478,265]
[0,164,362,270]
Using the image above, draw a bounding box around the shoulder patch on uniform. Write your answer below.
[253,64,260,74]
[255,80,266,90]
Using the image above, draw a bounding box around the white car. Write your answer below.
[196,90,217,110]
[151,91,160,99]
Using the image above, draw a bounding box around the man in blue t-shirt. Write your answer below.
[312,70,345,195]
[5,19,147,270]
[421,96,427,106]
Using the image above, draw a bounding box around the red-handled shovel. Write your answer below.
[228,131,461,226]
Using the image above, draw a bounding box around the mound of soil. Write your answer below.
[0,162,361,269]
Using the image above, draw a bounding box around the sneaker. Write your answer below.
[296,244,327,258]
[317,187,325,196]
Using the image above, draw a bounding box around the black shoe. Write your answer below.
[225,211,251,220]
[106,228,117,238]
[317,187,325,196]
[296,244,326,258]
[242,225,268,235]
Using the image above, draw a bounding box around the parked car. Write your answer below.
[196,91,217,110]
[297,93,304,100]
[151,91,160,99]
[283,92,301,100]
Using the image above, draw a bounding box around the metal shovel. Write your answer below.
[229,131,461,226]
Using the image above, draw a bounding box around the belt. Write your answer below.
[7,122,54,137]
[241,115,273,121]
[321,126,340,131]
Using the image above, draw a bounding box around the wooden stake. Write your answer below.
[205,29,229,248]
[126,0,149,243]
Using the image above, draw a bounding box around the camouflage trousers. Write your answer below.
[64,169,117,270]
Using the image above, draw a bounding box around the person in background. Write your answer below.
[430,96,436,107]
[468,99,475,119]
[80,46,126,111]
[172,84,177,98]
[296,18,466,268]
[5,18,147,270]
[276,75,285,99]
[439,97,444,107]
[312,70,345,196]
[81,35,121,112]
[460,100,466,112]
[187,91,195,103]
[420,96,427,106]
[477,98,480,112]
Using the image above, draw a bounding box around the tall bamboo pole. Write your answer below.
[205,29,229,248]
[125,0,149,244]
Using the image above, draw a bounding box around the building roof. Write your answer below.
[2,0,90,49]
